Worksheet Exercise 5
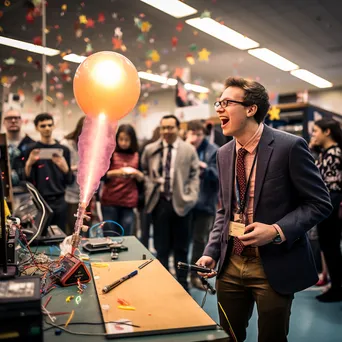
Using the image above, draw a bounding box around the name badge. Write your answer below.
[229,221,245,237]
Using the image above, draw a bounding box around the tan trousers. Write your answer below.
[217,253,293,342]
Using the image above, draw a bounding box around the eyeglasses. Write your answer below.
[214,99,251,109]
[4,116,21,121]
[160,126,176,131]
[39,124,53,128]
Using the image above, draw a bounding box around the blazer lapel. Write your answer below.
[253,126,274,213]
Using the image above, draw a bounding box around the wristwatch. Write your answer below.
[272,226,282,244]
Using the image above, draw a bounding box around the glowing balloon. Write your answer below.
[73,51,141,121]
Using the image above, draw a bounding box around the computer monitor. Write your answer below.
[13,182,66,245]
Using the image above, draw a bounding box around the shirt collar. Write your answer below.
[162,137,180,149]
[236,123,264,154]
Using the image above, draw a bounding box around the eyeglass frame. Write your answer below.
[4,116,22,121]
[214,99,252,109]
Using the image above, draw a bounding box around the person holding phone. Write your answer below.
[25,113,73,232]
[100,124,144,236]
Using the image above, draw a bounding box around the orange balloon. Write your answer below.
[73,51,141,121]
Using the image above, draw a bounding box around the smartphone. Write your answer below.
[39,148,63,159]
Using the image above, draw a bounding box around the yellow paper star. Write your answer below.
[198,48,211,61]
[79,15,88,24]
[61,4,67,11]
[27,56,33,63]
[141,21,152,33]
[150,50,160,62]
[268,106,280,121]
[138,103,149,114]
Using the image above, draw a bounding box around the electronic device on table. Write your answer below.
[13,182,66,246]
[0,276,43,341]
[82,237,126,257]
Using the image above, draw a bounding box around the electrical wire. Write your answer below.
[201,288,209,308]
[218,302,238,342]
[89,220,125,237]
[44,320,141,335]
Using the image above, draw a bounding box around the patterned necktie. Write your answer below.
[233,148,248,255]
[164,144,173,200]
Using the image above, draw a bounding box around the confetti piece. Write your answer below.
[66,296,74,303]
[186,53,195,65]
[86,18,95,28]
[117,305,136,311]
[61,4,67,11]
[198,48,211,61]
[171,36,178,48]
[79,15,87,24]
[141,21,152,33]
[4,0,11,7]
[150,50,160,62]
[27,56,33,63]
[98,13,105,23]
[268,106,280,121]
[4,57,15,65]
[200,10,211,19]
[114,27,123,39]
[176,22,184,32]
[92,263,109,267]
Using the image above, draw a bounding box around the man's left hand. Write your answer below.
[238,222,277,246]
[52,155,69,174]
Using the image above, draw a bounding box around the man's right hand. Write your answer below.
[196,256,217,278]
[27,149,40,166]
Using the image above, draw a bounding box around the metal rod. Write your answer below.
[42,0,47,112]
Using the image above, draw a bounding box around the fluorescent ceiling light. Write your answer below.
[140,0,197,18]
[248,48,298,71]
[138,71,177,86]
[0,36,60,56]
[186,17,259,50]
[290,69,333,88]
[185,83,209,93]
[63,54,87,63]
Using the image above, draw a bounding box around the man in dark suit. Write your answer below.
[141,114,200,291]
[197,77,332,342]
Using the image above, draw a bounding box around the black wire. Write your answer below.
[43,320,141,332]
[201,289,209,308]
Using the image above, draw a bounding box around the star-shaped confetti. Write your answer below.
[268,106,280,121]
[98,13,105,23]
[134,17,142,28]
[4,57,15,65]
[86,43,93,53]
[200,10,211,19]
[176,22,184,32]
[33,36,42,45]
[61,4,67,11]
[86,18,95,28]
[189,43,198,52]
[171,36,178,48]
[114,27,123,39]
[112,37,122,50]
[141,21,152,33]
[27,56,33,63]
[75,29,83,38]
[136,33,145,43]
[150,50,160,62]
[198,48,211,61]
[79,15,87,24]
[186,53,195,65]
[45,64,54,73]
[138,103,149,114]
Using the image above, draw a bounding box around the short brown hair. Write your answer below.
[187,120,206,133]
[224,77,270,124]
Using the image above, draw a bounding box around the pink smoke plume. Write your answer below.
[77,115,117,206]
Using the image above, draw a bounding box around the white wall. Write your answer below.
[309,88,342,115]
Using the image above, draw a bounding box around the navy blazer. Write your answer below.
[203,125,332,294]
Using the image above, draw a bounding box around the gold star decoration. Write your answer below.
[150,50,160,62]
[141,21,152,33]
[198,48,211,61]
[268,106,281,121]
[138,103,149,114]
[79,15,88,25]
